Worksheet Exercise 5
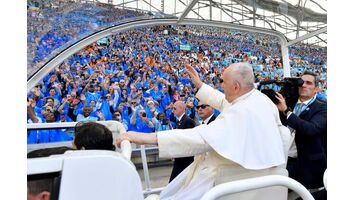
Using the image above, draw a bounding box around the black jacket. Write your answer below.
[281,99,327,188]
[169,114,196,182]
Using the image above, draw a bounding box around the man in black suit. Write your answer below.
[197,103,216,125]
[275,71,327,190]
[169,100,196,182]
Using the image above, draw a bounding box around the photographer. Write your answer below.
[155,112,173,131]
[275,71,327,189]
[129,99,154,133]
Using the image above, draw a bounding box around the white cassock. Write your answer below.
[156,84,288,200]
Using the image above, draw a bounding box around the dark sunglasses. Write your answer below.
[196,104,208,109]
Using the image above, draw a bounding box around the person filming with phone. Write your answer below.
[155,112,173,131]
[129,99,154,133]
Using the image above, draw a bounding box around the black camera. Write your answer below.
[142,113,147,117]
[259,77,303,109]
[162,119,168,125]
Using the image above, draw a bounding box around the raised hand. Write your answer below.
[80,94,86,101]
[61,97,67,104]
[97,111,105,120]
[186,64,203,89]
[49,75,57,83]
[27,99,32,107]
[112,84,119,90]
[32,88,40,97]
[28,99,36,108]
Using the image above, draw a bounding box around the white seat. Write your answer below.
[202,175,315,200]
[214,165,288,200]
[28,150,144,200]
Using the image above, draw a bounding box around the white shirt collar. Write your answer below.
[202,114,214,124]
[297,94,317,105]
[178,113,186,121]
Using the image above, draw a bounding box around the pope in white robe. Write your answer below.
[117,63,289,200]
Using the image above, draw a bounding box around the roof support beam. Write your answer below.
[172,3,209,18]
[209,0,212,20]
[116,0,137,7]
[286,26,326,46]
[177,0,200,23]
[141,0,165,14]
[210,1,242,24]
[252,0,256,27]
[309,0,327,12]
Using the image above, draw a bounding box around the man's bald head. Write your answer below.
[173,101,186,118]
[222,62,255,102]
[226,63,255,90]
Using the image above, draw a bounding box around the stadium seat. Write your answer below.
[214,165,288,200]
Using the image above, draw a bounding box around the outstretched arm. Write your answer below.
[116,132,158,145]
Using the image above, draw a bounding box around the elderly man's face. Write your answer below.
[221,67,239,103]
[197,103,213,121]
[172,102,184,117]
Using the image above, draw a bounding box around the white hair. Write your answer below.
[228,62,255,90]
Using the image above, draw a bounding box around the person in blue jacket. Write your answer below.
[129,104,154,133]
[27,99,72,144]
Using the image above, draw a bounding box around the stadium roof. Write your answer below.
[103,0,327,46]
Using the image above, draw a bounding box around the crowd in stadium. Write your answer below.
[27,24,327,144]
[27,0,146,74]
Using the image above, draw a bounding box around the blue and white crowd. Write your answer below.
[27,2,327,144]
[27,0,146,76]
